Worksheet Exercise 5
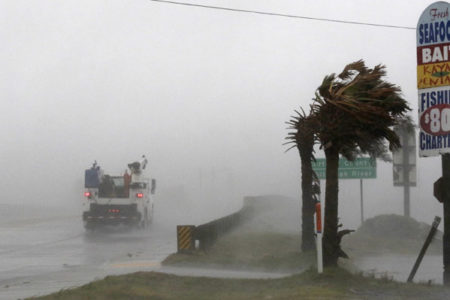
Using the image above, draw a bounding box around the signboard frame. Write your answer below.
[392,126,417,187]
[311,157,376,180]
[417,1,450,157]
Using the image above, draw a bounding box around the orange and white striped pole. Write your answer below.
[315,201,323,273]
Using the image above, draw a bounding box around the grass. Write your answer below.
[30,267,450,300]
[163,230,313,272]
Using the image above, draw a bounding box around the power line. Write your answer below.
[148,0,415,30]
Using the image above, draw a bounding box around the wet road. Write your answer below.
[0,213,176,299]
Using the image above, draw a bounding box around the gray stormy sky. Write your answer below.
[0,0,443,227]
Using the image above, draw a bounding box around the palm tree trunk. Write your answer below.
[299,148,315,252]
[323,146,339,267]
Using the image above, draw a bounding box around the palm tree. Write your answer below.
[286,108,319,252]
[312,60,410,267]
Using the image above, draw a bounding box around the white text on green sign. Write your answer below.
[311,157,376,179]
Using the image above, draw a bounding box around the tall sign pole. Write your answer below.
[442,154,450,284]
[417,1,450,285]
[393,125,417,217]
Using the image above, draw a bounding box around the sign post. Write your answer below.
[360,179,364,224]
[312,157,376,224]
[443,153,450,285]
[393,125,417,217]
[417,1,450,285]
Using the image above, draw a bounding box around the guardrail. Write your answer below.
[176,197,257,253]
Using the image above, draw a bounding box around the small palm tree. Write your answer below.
[286,108,319,252]
[312,60,410,267]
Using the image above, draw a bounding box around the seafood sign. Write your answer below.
[417,1,450,156]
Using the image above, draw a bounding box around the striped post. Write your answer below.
[177,225,195,253]
[315,202,323,274]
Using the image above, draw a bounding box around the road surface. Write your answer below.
[0,210,176,299]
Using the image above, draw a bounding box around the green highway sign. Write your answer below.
[312,157,376,179]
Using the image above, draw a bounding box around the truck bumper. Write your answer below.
[83,204,141,226]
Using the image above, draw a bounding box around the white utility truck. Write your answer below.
[82,158,155,230]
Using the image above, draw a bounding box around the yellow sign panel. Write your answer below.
[417,62,450,89]
[177,225,195,252]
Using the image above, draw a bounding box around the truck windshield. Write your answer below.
[112,177,124,186]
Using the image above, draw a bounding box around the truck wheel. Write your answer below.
[148,205,154,225]
[136,212,146,230]
[143,208,149,229]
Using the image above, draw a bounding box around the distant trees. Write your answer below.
[288,60,410,266]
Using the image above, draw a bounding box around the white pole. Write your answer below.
[315,196,323,274]
[317,232,323,273]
